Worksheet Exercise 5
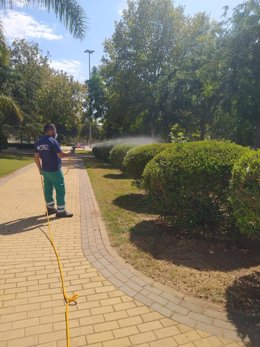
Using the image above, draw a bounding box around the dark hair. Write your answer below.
[44,124,56,132]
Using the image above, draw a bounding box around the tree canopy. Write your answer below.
[88,0,260,147]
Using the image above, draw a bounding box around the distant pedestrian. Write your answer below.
[34,124,73,218]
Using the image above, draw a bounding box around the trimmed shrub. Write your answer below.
[229,150,260,237]
[92,142,115,162]
[143,141,250,228]
[123,143,171,180]
[109,144,136,171]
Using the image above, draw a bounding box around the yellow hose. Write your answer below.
[40,176,79,347]
[63,155,71,176]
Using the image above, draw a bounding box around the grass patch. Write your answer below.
[84,154,260,310]
[75,149,91,155]
[0,154,33,178]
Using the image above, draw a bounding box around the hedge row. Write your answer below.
[92,140,259,237]
[92,142,170,177]
[143,141,247,227]
[109,144,136,171]
[123,143,172,180]
[92,142,115,162]
[230,150,260,236]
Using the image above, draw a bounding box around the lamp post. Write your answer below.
[84,49,95,79]
[84,49,95,146]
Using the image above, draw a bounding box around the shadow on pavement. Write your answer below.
[226,273,260,347]
[0,214,56,235]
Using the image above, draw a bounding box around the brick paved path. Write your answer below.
[0,158,246,347]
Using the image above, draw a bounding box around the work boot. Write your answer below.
[46,207,57,216]
[56,211,73,218]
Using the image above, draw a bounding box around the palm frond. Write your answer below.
[0,0,87,39]
[0,94,23,121]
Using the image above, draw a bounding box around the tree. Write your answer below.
[86,66,107,121]
[101,0,187,137]
[0,0,87,39]
[37,70,86,139]
[7,39,51,142]
[0,24,23,150]
[0,20,9,65]
[221,0,260,147]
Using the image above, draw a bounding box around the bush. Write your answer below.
[109,144,136,171]
[123,143,171,180]
[229,150,260,237]
[143,141,250,228]
[92,142,115,161]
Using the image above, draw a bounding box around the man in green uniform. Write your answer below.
[34,124,73,218]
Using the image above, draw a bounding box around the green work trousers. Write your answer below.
[42,170,65,211]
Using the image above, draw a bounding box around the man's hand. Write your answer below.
[58,150,74,158]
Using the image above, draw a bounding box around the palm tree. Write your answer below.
[0,95,23,151]
[0,0,87,39]
[0,95,23,120]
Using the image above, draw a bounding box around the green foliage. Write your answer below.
[7,39,51,140]
[143,141,249,229]
[37,70,86,130]
[86,67,107,120]
[101,0,187,137]
[0,39,86,142]
[92,142,115,162]
[222,0,260,147]
[169,124,188,143]
[0,20,9,66]
[109,144,136,171]
[123,143,171,180]
[229,150,260,237]
[99,0,260,147]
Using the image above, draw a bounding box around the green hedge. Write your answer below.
[92,142,115,162]
[109,144,136,171]
[123,143,171,180]
[143,141,249,228]
[229,150,260,237]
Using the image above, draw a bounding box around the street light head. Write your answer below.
[84,49,95,54]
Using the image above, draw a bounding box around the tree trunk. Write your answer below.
[151,126,155,138]
[256,118,260,148]
[200,117,206,140]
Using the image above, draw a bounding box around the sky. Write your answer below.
[0,0,244,82]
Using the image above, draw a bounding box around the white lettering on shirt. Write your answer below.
[37,144,50,151]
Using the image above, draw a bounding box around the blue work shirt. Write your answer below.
[34,135,62,172]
